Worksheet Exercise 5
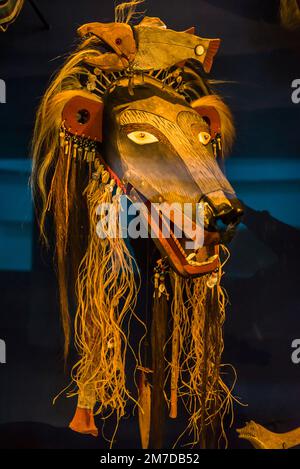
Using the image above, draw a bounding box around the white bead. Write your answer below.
[195,44,205,56]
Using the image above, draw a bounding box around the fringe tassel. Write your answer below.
[68,162,140,446]
[168,266,236,448]
[138,368,152,449]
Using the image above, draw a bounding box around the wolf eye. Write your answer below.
[198,131,211,146]
[127,131,159,145]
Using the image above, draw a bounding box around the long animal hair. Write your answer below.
[167,254,238,448]
[31,51,104,357]
[280,0,300,30]
[31,42,140,428]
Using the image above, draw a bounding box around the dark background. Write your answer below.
[0,0,300,449]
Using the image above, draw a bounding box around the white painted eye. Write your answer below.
[198,131,211,146]
[127,131,159,145]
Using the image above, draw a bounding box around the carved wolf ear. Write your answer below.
[62,95,104,142]
[191,95,235,157]
[61,94,127,191]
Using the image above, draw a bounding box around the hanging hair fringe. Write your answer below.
[68,177,140,436]
[31,45,104,358]
[37,112,142,439]
[115,0,145,24]
[167,256,239,448]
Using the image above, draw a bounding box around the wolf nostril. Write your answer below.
[228,199,244,223]
[202,192,243,232]
[220,206,243,227]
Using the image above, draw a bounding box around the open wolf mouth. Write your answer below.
[128,187,236,277]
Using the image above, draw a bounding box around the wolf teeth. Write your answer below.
[186,254,218,267]
[170,232,218,266]
[186,253,196,261]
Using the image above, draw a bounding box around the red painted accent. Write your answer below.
[107,166,128,194]
[129,188,220,277]
[61,96,128,192]
[193,105,221,138]
[62,96,104,142]
[203,39,220,73]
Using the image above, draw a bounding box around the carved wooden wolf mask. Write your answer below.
[32,7,243,448]
[52,15,243,279]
